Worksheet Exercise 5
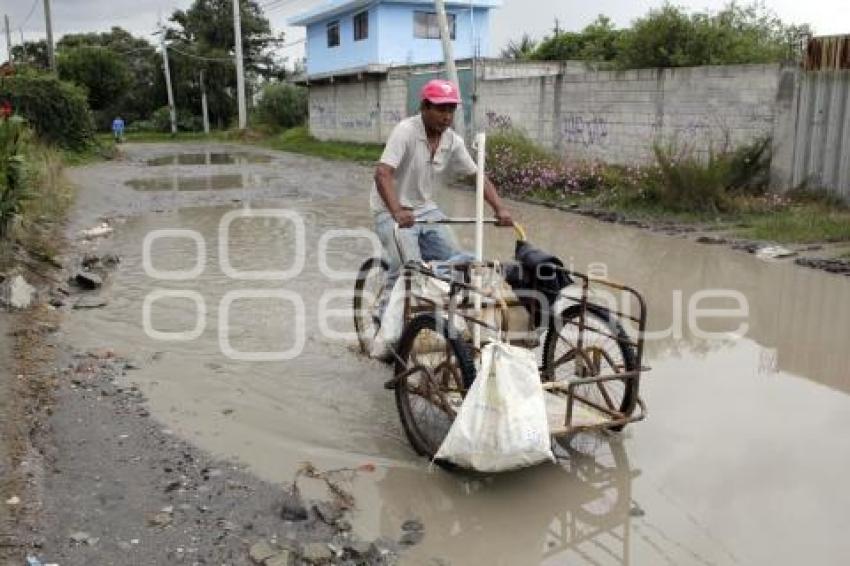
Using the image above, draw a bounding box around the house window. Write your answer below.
[353,11,368,41]
[327,20,340,47]
[413,11,456,40]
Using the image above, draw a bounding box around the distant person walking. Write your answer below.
[111,116,125,143]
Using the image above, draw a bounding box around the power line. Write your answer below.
[166,44,234,63]
[20,0,40,29]
[264,0,314,14]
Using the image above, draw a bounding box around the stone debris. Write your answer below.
[755,245,797,260]
[74,271,103,290]
[249,540,278,564]
[313,501,344,525]
[148,510,173,528]
[68,530,98,545]
[1,274,36,309]
[279,487,308,521]
[80,223,113,239]
[301,542,333,564]
[73,295,108,309]
[795,256,850,275]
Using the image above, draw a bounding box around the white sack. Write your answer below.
[434,342,554,472]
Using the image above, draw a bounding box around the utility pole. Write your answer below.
[434,0,465,138]
[43,0,56,72]
[158,25,177,135]
[200,70,210,134]
[4,15,12,66]
[232,0,247,130]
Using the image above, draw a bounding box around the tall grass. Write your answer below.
[0,117,30,237]
[0,117,72,268]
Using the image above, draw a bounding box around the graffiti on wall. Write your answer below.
[561,113,609,147]
[310,103,337,129]
[310,104,403,131]
[485,110,513,130]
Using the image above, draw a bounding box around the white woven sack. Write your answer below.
[435,342,555,472]
[370,273,450,359]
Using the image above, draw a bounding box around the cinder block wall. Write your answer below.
[475,63,781,164]
[305,61,782,165]
[307,73,408,143]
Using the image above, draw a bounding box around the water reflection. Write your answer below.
[145,152,272,166]
[373,434,713,565]
[125,173,292,192]
[440,191,850,394]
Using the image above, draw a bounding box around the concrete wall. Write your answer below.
[475,63,781,164]
[307,72,408,142]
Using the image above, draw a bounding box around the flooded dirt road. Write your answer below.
[63,143,850,565]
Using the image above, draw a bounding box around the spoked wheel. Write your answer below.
[394,313,476,460]
[542,305,638,432]
[353,257,388,354]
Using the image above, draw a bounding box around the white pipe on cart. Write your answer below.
[474,132,486,261]
[473,132,486,350]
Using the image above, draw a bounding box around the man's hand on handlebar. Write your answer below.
[392,208,415,228]
[494,207,513,227]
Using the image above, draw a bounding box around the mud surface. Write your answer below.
[13,142,850,565]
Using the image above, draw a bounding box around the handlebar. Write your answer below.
[408,218,527,242]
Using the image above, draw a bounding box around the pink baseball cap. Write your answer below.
[420,79,462,105]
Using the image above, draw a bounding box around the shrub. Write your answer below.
[0,72,95,148]
[253,83,307,131]
[486,129,567,197]
[148,106,203,133]
[0,117,31,236]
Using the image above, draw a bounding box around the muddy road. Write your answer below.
[47,143,850,565]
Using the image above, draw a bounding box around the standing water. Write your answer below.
[64,144,850,565]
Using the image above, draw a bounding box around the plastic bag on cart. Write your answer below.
[369,272,450,359]
[434,342,555,472]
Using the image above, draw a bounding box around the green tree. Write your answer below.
[57,48,132,111]
[165,0,284,128]
[615,2,809,69]
[500,34,538,60]
[10,40,49,70]
[253,83,307,130]
[57,28,163,128]
[530,16,622,62]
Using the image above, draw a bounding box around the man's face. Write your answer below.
[421,102,457,133]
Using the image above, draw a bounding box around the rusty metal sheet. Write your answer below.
[805,35,850,70]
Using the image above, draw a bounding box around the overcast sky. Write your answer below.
[2,0,849,64]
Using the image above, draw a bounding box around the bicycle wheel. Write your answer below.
[542,305,638,431]
[394,313,476,459]
[352,257,388,354]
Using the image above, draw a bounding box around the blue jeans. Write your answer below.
[374,208,473,315]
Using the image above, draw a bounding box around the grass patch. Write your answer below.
[263,127,382,163]
[735,207,850,243]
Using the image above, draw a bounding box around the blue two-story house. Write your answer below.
[289,0,500,77]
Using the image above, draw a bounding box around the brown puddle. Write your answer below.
[126,173,286,192]
[68,156,850,565]
[145,152,273,166]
